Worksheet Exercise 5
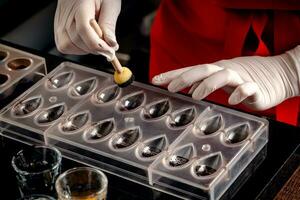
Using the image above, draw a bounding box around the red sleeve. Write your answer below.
[213,0,300,10]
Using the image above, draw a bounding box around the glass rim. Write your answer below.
[11,145,62,176]
[55,166,108,198]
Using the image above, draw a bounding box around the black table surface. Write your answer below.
[0,40,299,200]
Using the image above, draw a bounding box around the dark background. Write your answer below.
[0,1,299,199]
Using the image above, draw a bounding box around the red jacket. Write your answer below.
[150,0,300,126]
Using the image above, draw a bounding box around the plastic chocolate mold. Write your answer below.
[0,74,8,85]
[168,107,196,128]
[142,99,170,120]
[110,127,141,150]
[69,77,97,97]
[83,119,115,142]
[94,85,120,104]
[193,114,224,136]
[0,62,268,200]
[191,152,223,177]
[0,50,8,61]
[35,104,66,125]
[0,44,46,107]
[7,58,32,70]
[166,144,196,168]
[12,96,43,117]
[117,91,145,112]
[0,62,107,142]
[47,71,74,90]
[222,123,250,145]
[137,135,168,159]
[60,111,90,133]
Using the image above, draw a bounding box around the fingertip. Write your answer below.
[191,92,201,101]
[167,84,176,93]
[112,43,119,51]
[106,36,118,49]
[228,94,240,105]
[152,74,166,85]
[167,79,183,93]
[192,85,208,101]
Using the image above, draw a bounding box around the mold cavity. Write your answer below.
[139,136,167,158]
[225,123,250,144]
[70,78,97,97]
[168,144,194,167]
[195,115,223,135]
[0,51,8,61]
[13,96,42,116]
[143,100,170,119]
[7,58,31,70]
[193,153,223,177]
[111,128,140,149]
[118,91,145,112]
[96,85,120,104]
[48,71,74,89]
[0,74,8,85]
[169,107,196,128]
[85,119,115,141]
[61,112,89,132]
[36,104,65,124]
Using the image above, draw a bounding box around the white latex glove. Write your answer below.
[54,0,121,60]
[152,46,300,111]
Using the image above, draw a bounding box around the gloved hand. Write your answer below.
[54,0,121,60]
[152,46,300,111]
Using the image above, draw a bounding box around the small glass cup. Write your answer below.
[12,145,62,197]
[55,167,108,200]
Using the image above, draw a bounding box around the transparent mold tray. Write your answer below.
[0,62,268,200]
[0,44,46,106]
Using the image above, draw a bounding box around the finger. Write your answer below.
[168,64,223,92]
[66,20,92,53]
[228,82,259,105]
[75,2,115,59]
[98,0,121,50]
[54,3,87,55]
[55,28,88,55]
[188,82,201,94]
[192,69,244,100]
[152,66,196,85]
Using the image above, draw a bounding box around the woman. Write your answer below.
[54,0,300,126]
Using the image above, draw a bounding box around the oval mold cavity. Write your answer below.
[48,71,74,89]
[196,115,223,135]
[140,136,167,158]
[169,107,196,127]
[70,78,97,97]
[0,74,8,85]
[13,96,42,116]
[168,145,194,167]
[61,112,89,132]
[85,119,115,140]
[225,123,250,144]
[119,92,145,112]
[0,51,8,61]
[96,85,120,103]
[7,58,31,70]
[36,104,65,124]
[112,128,140,149]
[143,100,170,119]
[193,153,222,177]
